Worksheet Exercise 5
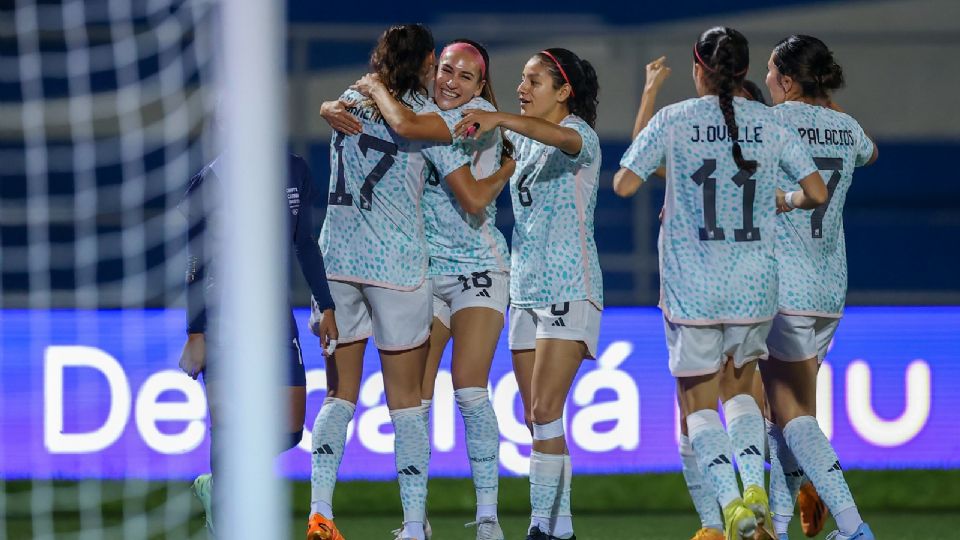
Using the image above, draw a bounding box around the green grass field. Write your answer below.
[5,470,959,539]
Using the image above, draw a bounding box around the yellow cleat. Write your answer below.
[798,481,827,537]
[307,513,346,540]
[691,526,725,540]
[743,485,776,539]
[723,498,757,540]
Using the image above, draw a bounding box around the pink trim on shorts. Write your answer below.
[336,332,373,345]
[766,346,815,363]
[778,308,843,319]
[326,274,426,292]
[375,330,431,352]
[660,303,775,326]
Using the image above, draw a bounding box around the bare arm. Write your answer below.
[355,74,452,142]
[777,171,829,212]
[455,111,583,156]
[632,56,671,139]
[320,99,362,136]
[444,158,516,215]
[613,167,644,198]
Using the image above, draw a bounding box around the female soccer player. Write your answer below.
[306,23,437,540]
[761,34,878,540]
[454,47,602,540]
[178,151,338,535]
[342,38,514,540]
[614,27,827,540]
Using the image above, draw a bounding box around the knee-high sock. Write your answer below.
[391,406,431,525]
[723,394,766,490]
[688,409,741,509]
[680,434,723,531]
[767,419,804,535]
[455,388,499,518]
[310,397,355,518]
[783,415,862,535]
[529,450,563,534]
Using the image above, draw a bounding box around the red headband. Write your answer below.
[693,44,749,76]
[440,42,486,78]
[540,50,575,97]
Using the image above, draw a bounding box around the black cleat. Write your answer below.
[525,526,550,540]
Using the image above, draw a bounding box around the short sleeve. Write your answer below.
[422,142,471,178]
[620,108,667,179]
[853,122,875,167]
[778,128,819,182]
[561,116,599,168]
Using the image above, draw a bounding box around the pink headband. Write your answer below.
[440,42,486,78]
[540,50,575,96]
[693,44,749,76]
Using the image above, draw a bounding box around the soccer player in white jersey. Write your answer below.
[614,27,827,540]
[331,39,515,540]
[304,24,445,540]
[761,35,878,540]
[455,47,603,540]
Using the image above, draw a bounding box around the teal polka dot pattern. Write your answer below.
[508,115,603,309]
[621,96,818,323]
[422,97,510,276]
[771,102,875,317]
[319,90,446,289]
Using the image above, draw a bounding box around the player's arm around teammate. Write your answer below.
[458,48,602,540]
[759,35,878,540]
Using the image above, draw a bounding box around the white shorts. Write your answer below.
[431,270,509,329]
[663,317,773,377]
[508,300,602,359]
[316,279,433,351]
[766,314,840,363]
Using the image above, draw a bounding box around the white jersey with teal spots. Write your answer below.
[421,96,510,276]
[319,89,444,290]
[621,96,818,324]
[772,102,874,317]
[507,114,603,309]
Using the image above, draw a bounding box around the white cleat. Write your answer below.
[465,516,505,540]
[191,473,214,535]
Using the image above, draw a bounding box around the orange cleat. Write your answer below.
[798,482,827,537]
[307,513,346,540]
[691,527,725,540]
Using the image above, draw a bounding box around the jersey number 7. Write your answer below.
[329,132,398,211]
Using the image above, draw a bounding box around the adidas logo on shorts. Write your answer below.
[551,318,566,327]
[475,289,491,298]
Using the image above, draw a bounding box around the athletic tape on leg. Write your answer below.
[533,418,564,441]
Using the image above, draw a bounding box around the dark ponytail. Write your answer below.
[772,34,844,100]
[369,23,435,108]
[694,27,754,172]
[536,48,600,128]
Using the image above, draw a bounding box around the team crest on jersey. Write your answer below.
[286,187,300,215]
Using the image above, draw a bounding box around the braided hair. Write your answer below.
[694,27,754,171]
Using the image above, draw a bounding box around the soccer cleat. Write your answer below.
[743,485,776,540]
[307,513,346,540]
[798,482,827,537]
[825,523,874,540]
[691,527,725,540]
[525,525,551,540]
[722,498,757,540]
[424,518,433,540]
[192,473,214,535]
[465,516,505,540]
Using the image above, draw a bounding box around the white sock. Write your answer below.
[550,454,574,538]
[400,521,425,540]
[767,420,803,525]
[687,409,741,509]
[783,415,860,534]
[680,434,723,531]
[310,397,355,518]
[723,394,766,490]
[455,387,499,514]
[529,451,563,534]
[391,406,431,525]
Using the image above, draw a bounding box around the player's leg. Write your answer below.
[719,322,775,537]
[669,318,756,540]
[448,288,506,536]
[284,336,307,452]
[369,281,433,540]
[422,279,452,430]
[677,384,724,538]
[764,316,868,539]
[308,280,370,540]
